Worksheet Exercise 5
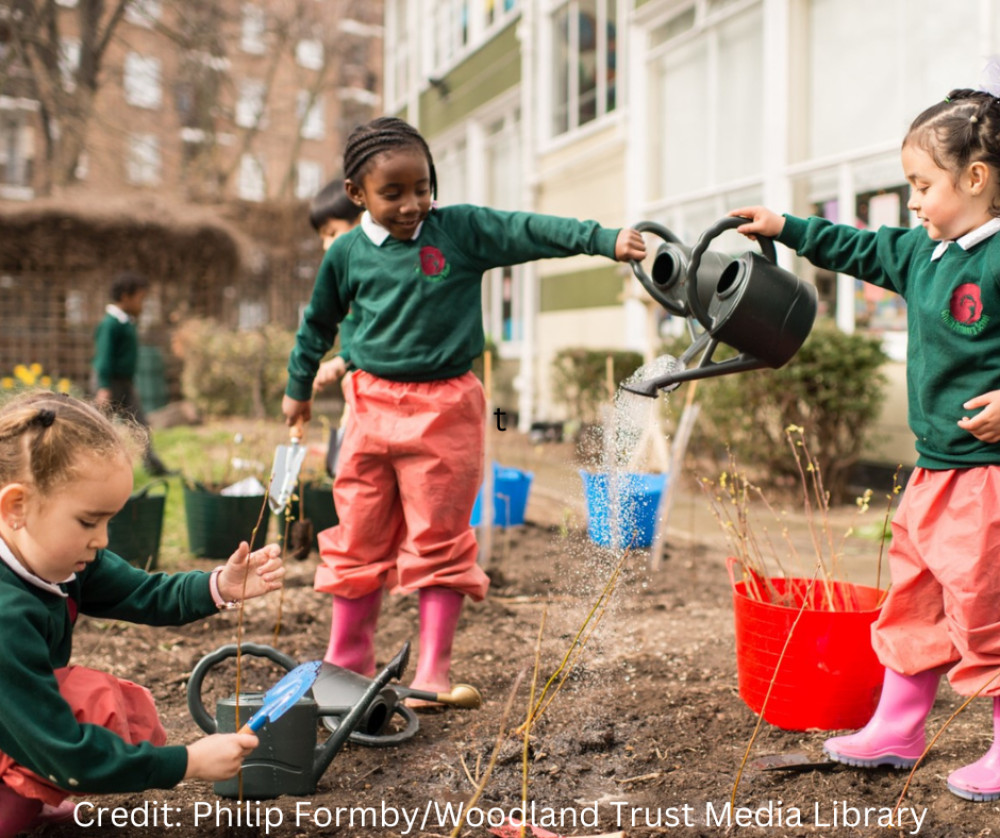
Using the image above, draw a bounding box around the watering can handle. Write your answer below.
[627,220,689,317]
[186,643,302,734]
[686,217,778,328]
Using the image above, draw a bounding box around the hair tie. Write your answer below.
[971,115,980,123]
[32,409,55,428]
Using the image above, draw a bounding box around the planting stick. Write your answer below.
[730,573,818,808]
[478,350,495,567]
[650,381,699,571]
[448,670,526,838]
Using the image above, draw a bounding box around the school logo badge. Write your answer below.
[417,245,450,281]
[943,282,989,336]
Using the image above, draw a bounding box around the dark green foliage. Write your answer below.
[666,324,888,502]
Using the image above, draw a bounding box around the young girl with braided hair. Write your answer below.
[0,391,284,835]
[731,84,1000,801]
[283,116,646,704]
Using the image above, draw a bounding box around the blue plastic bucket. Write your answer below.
[580,471,668,549]
[471,463,533,527]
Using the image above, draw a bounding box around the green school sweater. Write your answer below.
[779,214,1000,469]
[286,205,621,399]
[93,310,139,388]
[0,549,217,794]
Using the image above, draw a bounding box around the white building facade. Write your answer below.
[385,0,1000,438]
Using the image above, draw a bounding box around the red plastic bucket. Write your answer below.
[728,558,886,731]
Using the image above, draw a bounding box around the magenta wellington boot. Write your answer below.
[823,667,940,768]
[0,783,43,838]
[948,697,1000,801]
[410,587,464,698]
[324,589,383,677]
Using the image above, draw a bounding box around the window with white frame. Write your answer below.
[550,0,616,137]
[433,137,467,205]
[803,0,979,161]
[125,0,162,27]
[0,109,35,189]
[420,0,520,79]
[237,153,266,201]
[429,0,469,72]
[483,111,524,347]
[241,4,267,55]
[295,38,324,70]
[385,0,410,108]
[296,160,324,200]
[58,38,80,93]
[644,1,762,203]
[123,53,162,109]
[126,134,161,185]
[297,91,325,140]
[235,79,267,128]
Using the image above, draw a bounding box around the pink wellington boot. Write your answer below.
[823,667,940,768]
[324,589,383,677]
[948,697,1000,801]
[0,783,43,838]
[409,587,464,701]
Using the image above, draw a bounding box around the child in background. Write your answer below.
[93,271,172,476]
[731,85,1000,801]
[283,116,646,703]
[308,178,363,476]
[0,392,284,836]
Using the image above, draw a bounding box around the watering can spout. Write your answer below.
[313,641,411,781]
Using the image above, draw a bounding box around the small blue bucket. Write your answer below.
[471,463,534,527]
[580,471,668,549]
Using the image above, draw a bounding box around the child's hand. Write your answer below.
[615,228,647,262]
[184,733,259,781]
[282,394,312,425]
[958,389,1000,443]
[313,357,347,392]
[218,542,284,602]
[729,207,786,241]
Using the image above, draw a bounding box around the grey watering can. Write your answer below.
[187,641,410,798]
[625,217,817,396]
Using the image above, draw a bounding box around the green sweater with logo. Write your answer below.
[93,310,139,388]
[779,214,1000,469]
[286,204,621,398]
[0,550,216,794]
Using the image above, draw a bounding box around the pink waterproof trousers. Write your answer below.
[315,370,490,601]
[872,465,1000,696]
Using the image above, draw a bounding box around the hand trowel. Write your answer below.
[268,418,307,514]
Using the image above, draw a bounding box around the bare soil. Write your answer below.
[41,438,1000,838]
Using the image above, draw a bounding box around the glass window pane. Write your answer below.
[652,37,709,198]
[715,6,762,183]
[578,0,598,127]
[553,6,571,135]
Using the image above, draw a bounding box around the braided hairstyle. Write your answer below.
[342,117,438,198]
[905,88,1000,214]
[0,391,143,495]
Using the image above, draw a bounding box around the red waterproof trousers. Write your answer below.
[0,666,166,804]
[872,465,1000,696]
[315,370,490,601]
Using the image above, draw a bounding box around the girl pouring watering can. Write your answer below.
[731,78,1000,802]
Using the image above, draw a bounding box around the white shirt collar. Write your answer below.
[359,210,424,246]
[106,303,132,324]
[0,537,72,596]
[930,217,1000,261]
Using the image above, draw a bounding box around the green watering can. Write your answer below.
[625,216,817,396]
[187,642,410,799]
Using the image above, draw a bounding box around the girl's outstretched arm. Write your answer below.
[729,206,786,240]
[958,389,1000,443]
[216,542,284,603]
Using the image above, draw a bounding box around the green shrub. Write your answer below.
[551,348,645,426]
[176,318,296,418]
[666,324,888,502]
